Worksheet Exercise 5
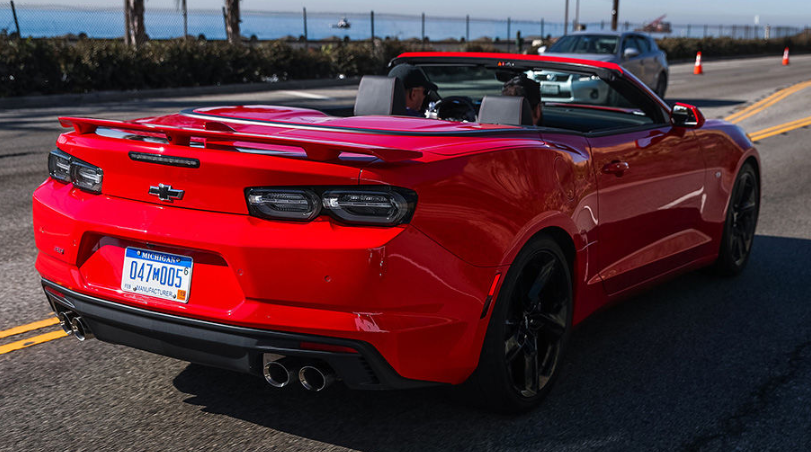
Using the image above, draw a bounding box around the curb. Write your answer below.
[0,77,361,110]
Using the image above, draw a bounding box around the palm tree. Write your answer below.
[224,0,241,44]
[124,0,146,46]
[176,0,188,39]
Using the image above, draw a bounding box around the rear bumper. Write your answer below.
[43,279,430,390]
[33,179,507,385]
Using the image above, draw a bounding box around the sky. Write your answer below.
[12,0,811,26]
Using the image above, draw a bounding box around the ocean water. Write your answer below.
[1,6,793,42]
[0,7,566,41]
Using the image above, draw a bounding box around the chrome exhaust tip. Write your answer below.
[263,359,297,388]
[298,364,336,392]
[57,311,73,335]
[70,316,94,341]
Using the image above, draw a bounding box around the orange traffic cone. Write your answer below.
[694,51,703,75]
[782,47,790,65]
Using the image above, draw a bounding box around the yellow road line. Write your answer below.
[0,330,67,355]
[749,115,811,141]
[0,317,59,339]
[725,80,811,124]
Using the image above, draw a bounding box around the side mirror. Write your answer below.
[671,103,705,129]
[623,47,640,58]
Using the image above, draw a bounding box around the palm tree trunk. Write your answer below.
[224,0,241,44]
[124,0,146,46]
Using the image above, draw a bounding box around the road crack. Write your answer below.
[681,339,811,451]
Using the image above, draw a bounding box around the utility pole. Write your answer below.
[574,0,580,31]
[10,0,20,36]
[611,0,619,31]
[564,0,569,35]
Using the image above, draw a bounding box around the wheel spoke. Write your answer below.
[529,311,566,339]
[505,334,524,364]
[738,200,757,215]
[735,233,747,260]
[523,334,539,396]
[526,258,556,304]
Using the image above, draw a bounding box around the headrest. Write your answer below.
[477,95,534,126]
[354,76,407,116]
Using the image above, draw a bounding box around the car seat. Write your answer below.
[354,76,407,116]
[478,95,534,126]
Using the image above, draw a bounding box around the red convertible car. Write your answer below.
[33,52,759,412]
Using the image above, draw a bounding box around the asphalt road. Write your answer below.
[2,55,811,452]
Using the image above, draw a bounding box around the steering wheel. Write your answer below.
[428,96,478,122]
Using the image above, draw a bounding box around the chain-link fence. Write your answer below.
[0,3,806,42]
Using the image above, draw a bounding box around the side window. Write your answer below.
[621,37,633,53]
[634,36,651,54]
[525,69,664,133]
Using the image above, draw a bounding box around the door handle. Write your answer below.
[602,161,630,175]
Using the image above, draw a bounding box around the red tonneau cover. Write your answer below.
[58,116,423,163]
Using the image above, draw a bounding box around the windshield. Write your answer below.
[548,35,619,55]
[414,64,655,132]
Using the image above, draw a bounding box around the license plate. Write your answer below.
[121,247,193,303]
[541,84,560,95]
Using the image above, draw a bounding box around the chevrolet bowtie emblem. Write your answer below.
[148,184,184,202]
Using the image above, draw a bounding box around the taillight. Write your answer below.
[48,149,104,194]
[246,186,417,226]
[322,190,411,225]
[247,189,321,221]
[47,149,72,183]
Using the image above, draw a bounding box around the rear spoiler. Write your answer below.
[58,117,422,163]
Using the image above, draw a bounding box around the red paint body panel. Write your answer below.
[32,54,758,387]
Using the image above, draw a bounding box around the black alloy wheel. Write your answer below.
[465,236,572,413]
[714,163,759,276]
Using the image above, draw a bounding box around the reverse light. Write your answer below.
[246,186,417,226]
[247,189,321,221]
[48,149,104,194]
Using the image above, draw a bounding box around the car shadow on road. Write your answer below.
[172,234,811,451]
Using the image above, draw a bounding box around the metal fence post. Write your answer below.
[10,0,20,36]
[371,10,374,43]
[421,12,425,50]
[222,7,228,39]
[303,7,308,49]
[507,17,511,52]
[704,24,708,38]
[687,24,691,37]
[541,18,544,38]
[466,14,469,42]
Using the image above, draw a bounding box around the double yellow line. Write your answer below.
[725,79,811,124]
[0,317,67,355]
[749,115,811,142]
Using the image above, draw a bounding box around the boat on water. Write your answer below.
[332,17,351,29]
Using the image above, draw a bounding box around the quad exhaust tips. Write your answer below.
[299,364,336,392]
[69,316,94,341]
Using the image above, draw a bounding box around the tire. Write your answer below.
[655,72,668,99]
[464,235,573,413]
[713,162,759,276]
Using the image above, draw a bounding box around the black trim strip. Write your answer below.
[129,152,200,168]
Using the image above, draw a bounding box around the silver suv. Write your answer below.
[539,31,669,99]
